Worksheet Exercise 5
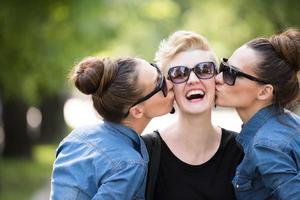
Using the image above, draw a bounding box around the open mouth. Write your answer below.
[185,90,205,101]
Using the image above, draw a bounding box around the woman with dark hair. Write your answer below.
[50,56,174,199]
[216,28,300,199]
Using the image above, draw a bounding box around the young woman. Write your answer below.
[146,31,243,200]
[50,56,174,199]
[216,28,300,199]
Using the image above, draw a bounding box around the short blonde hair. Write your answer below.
[154,30,217,73]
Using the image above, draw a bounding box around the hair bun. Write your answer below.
[270,28,300,72]
[70,57,117,95]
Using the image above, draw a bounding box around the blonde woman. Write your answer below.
[145,31,243,200]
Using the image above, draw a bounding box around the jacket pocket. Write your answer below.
[233,175,252,192]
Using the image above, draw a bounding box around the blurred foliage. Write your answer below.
[0,145,56,200]
[0,0,118,104]
[0,0,299,105]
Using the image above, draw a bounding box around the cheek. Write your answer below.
[173,85,184,101]
[222,85,257,107]
[147,94,172,113]
[173,84,182,93]
[236,87,258,105]
[205,80,216,95]
[203,80,216,103]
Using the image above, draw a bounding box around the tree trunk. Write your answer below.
[2,98,32,158]
[39,93,68,144]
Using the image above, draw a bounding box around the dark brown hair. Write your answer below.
[70,57,143,123]
[247,28,300,108]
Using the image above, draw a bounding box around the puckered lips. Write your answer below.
[185,89,205,101]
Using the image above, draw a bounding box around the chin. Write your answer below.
[160,107,173,116]
[186,106,211,115]
[215,97,226,107]
[216,101,231,107]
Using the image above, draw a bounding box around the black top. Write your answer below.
[154,129,244,200]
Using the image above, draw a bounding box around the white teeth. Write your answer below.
[186,90,204,97]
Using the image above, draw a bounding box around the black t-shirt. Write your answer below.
[154,129,244,200]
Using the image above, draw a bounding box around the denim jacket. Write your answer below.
[50,121,149,200]
[233,105,300,200]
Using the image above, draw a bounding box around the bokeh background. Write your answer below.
[0,0,299,199]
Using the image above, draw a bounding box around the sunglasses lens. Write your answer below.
[162,78,168,97]
[220,63,235,86]
[168,66,189,83]
[194,62,215,79]
[223,71,234,85]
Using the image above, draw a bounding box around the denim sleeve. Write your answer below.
[253,145,300,199]
[50,139,97,200]
[92,161,146,200]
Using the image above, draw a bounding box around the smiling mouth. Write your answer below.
[185,90,205,101]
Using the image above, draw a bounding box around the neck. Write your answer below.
[236,102,272,123]
[172,110,219,147]
[162,110,222,165]
[121,117,151,135]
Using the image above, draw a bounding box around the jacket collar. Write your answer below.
[103,120,149,161]
[236,105,281,152]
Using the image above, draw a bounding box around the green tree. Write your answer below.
[0,0,121,157]
[0,0,187,158]
[1,0,299,158]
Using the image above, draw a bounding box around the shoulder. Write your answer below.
[220,128,243,155]
[57,123,144,168]
[56,123,107,156]
[52,126,104,197]
[221,128,238,145]
[54,124,108,170]
[56,124,100,154]
[254,111,300,150]
[141,131,160,146]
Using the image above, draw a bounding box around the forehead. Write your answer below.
[229,45,260,71]
[168,50,216,68]
[136,58,158,86]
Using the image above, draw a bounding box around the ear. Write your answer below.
[128,105,144,119]
[257,84,273,101]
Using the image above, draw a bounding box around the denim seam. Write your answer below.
[54,183,91,199]
[269,173,300,198]
[72,133,122,172]
[253,132,297,153]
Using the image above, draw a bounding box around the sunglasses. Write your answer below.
[219,58,269,86]
[124,63,168,117]
[168,62,216,84]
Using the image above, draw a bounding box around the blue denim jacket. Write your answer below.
[50,121,149,200]
[233,106,300,200]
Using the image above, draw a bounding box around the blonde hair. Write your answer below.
[154,30,217,73]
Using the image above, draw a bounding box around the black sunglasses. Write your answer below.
[168,62,216,84]
[124,63,168,117]
[219,58,269,86]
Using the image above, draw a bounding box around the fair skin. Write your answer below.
[123,58,174,134]
[215,45,274,123]
[160,49,222,165]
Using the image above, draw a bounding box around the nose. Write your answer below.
[186,71,200,84]
[215,72,224,85]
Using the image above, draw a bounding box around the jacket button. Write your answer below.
[236,185,240,188]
